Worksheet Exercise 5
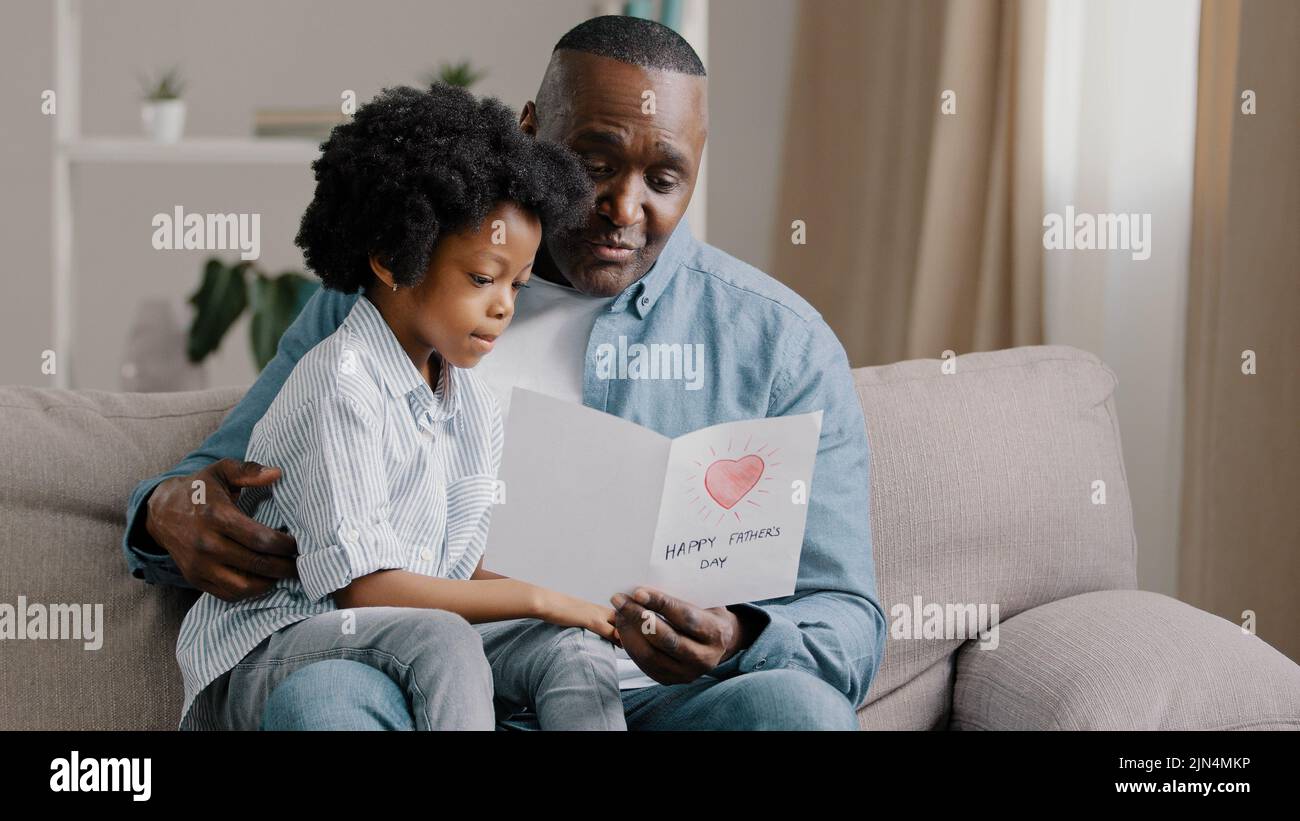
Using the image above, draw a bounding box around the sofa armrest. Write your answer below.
[950,589,1300,730]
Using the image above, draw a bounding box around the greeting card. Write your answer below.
[483,388,822,608]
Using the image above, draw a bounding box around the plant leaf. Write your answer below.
[428,60,486,89]
[186,258,248,363]
[249,272,319,371]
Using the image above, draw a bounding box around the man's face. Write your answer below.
[523,51,708,297]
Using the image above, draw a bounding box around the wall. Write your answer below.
[705,0,798,274]
[0,0,56,388]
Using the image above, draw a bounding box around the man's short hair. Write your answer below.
[554,14,706,76]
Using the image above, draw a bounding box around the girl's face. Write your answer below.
[374,201,542,371]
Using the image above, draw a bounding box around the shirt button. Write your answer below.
[639,296,649,307]
[420,549,434,562]
[755,658,767,669]
[346,528,360,542]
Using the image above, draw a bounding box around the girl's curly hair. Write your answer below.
[294,83,593,293]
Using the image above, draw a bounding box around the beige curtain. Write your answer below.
[1180,0,1300,662]
[770,0,1044,367]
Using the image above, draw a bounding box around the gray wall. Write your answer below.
[0,0,797,389]
[706,0,798,275]
[0,0,57,388]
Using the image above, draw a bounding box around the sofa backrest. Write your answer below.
[853,345,1137,729]
[0,344,1138,730]
[0,385,243,729]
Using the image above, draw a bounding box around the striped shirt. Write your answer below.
[175,295,503,726]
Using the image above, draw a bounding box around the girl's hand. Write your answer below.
[537,588,620,643]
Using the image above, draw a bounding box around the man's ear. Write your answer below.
[368,254,396,290]
[519,101,538,136]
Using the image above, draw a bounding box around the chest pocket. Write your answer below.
[442,475,497,573]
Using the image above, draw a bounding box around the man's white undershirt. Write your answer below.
[473,274,659,690]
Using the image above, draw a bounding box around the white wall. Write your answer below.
[1043,0,1200,595]
[0,0,57,388]
[705,0,798,275]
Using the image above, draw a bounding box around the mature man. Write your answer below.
[124,15,886,730]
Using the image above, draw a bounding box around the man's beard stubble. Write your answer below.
[540,228,651,298]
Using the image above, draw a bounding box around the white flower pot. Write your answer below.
[141,99,186,143]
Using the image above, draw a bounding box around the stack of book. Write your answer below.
[253,107,346,139]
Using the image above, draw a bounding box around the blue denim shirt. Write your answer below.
[124,218,887,706]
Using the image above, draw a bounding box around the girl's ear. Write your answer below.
[368,254,396,290]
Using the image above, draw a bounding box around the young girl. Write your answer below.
[176,84,625,730]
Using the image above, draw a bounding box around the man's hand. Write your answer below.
[144,459,298,601]
[610,587,762,685]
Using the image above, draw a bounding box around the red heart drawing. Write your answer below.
[704,455,765,510]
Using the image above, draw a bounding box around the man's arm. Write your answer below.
[705,316,887,707]
[121,287,358,587]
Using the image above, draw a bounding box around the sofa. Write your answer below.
[2,344,1297,730]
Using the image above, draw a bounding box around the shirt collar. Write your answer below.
[610,217,696,320]
[344,295,460,424]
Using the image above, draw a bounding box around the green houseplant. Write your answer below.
[421,59,487,89]
[139,66,186,100]
[139,66,187,143]
[187,257,320,371]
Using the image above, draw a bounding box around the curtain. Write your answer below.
[769,0,1044,367]
[1180,0,1300,662]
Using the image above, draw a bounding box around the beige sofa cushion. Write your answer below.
[951,589,1300,729]
[855,346,1139,724]
[0,385,243,729]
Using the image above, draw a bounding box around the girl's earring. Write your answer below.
[391,283,398,292]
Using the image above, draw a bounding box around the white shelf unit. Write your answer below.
[60,137,321,165]
[50,0,322,388]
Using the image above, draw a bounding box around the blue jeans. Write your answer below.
[261,659,859,731]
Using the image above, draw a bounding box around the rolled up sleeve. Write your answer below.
[279,393,407,603]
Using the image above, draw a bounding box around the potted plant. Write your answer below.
[139,66,187,143]
[187,257,320,371]
[421,60,487,89]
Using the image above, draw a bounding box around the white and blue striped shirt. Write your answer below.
[175,295,503,726]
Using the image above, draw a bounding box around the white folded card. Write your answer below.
[483,388,823,609]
